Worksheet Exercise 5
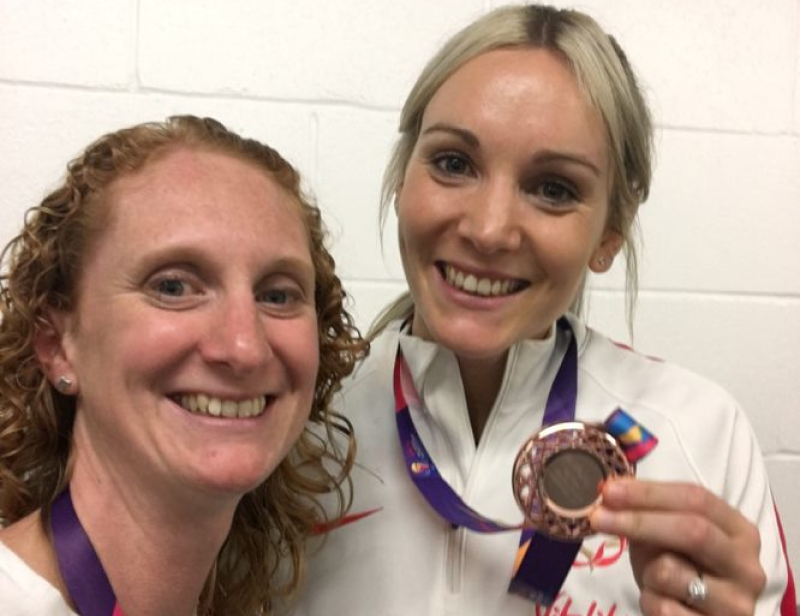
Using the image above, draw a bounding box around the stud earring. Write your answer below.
[596,256,608,267]
[56,375,73,393]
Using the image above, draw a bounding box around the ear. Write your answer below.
[393,183,403,215]
[33,309,76,392]
[589,230,623,274]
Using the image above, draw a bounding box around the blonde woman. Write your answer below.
[292,5,794,616]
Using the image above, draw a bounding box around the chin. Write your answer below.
[433,329,512,361]
[191,454,282,498]
[428,316,502,346]
[199,472,273,499]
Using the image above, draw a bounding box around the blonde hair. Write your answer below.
[373,3,653,336]
[0,115,368,614]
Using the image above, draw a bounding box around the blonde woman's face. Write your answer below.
[396,48,619,364]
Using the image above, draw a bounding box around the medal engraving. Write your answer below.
[513,421,633,540]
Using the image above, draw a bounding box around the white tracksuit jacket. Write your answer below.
[290,315,795,616]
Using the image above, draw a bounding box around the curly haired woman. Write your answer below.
[0,115,367,616]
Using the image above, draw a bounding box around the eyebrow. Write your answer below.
[266,256,316,284]
[135,245,315,285]
[532,150,603,177]
[421,123,480,148]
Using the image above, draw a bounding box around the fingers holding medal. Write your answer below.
[591,479,766,615]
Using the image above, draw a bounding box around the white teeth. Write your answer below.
[178,394,267,419]
[222,400,238,418]
[463,274,477,293]
[443,264,520,297]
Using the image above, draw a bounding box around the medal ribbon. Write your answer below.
[51,487,125,616]
[394,318,657,605]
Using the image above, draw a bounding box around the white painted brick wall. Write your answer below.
[2,0,798,582]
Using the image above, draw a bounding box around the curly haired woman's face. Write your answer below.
[39,148,319,499]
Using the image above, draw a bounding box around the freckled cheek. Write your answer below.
[122,319,200,364]
[275,320,320,393]
[77,313,191,372]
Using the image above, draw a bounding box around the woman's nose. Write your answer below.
[457,182,522,253]
[201,295,273,373]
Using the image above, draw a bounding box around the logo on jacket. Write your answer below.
[574,536,627,570]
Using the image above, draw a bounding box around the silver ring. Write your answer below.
[686,574,707,605]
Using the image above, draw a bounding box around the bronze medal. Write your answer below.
[512,421,633,541]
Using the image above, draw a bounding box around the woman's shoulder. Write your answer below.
[341,325,401,395]
[577,325,766,491]
[0,539,76,616]
[578,324,740,417]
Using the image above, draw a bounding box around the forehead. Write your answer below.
[103,147,309,247]
[422,48,607,161]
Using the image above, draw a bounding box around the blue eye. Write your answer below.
[260,289,290,304]
[537,180,577,204]
[433,153,473,177]
[155,278,186,296]
[147,273,204,307]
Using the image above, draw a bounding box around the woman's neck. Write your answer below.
[67,453,237,616]
[407,313,510,443]
[457,352,508,443]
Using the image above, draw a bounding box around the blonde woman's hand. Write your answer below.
[590,479,765,615]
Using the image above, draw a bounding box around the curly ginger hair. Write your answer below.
[0,115,367,614]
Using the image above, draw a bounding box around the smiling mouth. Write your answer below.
[174,394,269,419]
[438,262,529,297]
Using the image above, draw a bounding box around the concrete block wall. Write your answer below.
[1,0,798,580]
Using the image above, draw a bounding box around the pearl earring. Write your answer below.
[56,375,73,393]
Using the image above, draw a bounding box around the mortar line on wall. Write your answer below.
[131,88,403,113]
[337,280,800,304]
[588,288,800,302]
[792,0,800,130]
[0,79,402,113]
[310,110,320,190]
[656,123,797,138]
[340,277,407,286]
[340,280,800,301]
[0,80,129,94]
[132,0,142,91]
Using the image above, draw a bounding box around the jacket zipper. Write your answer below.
[446,523,466,596]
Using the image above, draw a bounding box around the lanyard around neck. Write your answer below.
[50,487,125,616]
[393,318,576,532]
[393,318,657,605]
